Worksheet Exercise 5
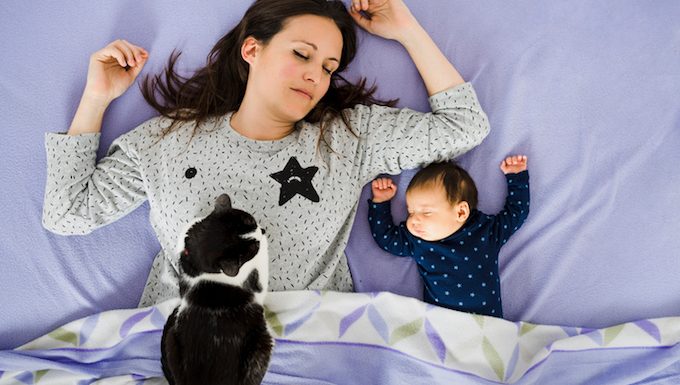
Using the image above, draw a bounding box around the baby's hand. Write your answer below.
[371,177,397,203]
[500,155,528,174]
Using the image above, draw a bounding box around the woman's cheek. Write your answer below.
[279,62,298,79]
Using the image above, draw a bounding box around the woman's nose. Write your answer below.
[304,67,321,84]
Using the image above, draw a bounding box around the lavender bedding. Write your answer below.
[1,2,679,381]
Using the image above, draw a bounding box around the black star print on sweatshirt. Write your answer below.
[270,156,320,206]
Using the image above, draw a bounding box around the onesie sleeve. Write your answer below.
[349,82,490,185]
[367,200,414,257]
[42,131,147,235]
[490,170,530,246]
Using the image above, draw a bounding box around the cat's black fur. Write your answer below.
[161,194,272,385]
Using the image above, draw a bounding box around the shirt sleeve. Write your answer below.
[42,131,147,235]
[490,170,530,246]
[348,82,490,185]
[367,200,414,257]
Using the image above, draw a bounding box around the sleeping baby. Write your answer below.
[368,156,529,317]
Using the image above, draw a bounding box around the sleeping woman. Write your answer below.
[42,0,490,306]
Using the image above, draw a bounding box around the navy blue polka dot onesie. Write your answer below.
[368,170,529,317]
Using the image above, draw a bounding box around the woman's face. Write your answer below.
[246,14,343,122]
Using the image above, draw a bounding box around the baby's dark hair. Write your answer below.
[407,161,478,210]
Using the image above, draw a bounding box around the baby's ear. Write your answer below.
[456,201,470,222]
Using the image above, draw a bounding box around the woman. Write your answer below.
[43,0,490,306]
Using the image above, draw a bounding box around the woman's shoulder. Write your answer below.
[138,114,190,135]
[119,115,172,140]
[123,112,223,142]
[341,102,400,119]
[340,102,409,134]
[115,113,221,157]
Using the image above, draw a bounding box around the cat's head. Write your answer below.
[178,194,268,285]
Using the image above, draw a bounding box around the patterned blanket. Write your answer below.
[2,291,679,384]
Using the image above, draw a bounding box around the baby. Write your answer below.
[368,156,529,317]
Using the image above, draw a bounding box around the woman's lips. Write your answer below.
[292,88,312,99]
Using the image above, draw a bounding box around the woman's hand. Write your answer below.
[83,40,149,106]
[349,0,464,95]
[348,0,419,43]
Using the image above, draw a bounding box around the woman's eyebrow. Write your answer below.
[293,40,339,62]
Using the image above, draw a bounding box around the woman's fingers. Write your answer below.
[129,43,148,65]
[130,44,148,64]
[95,46,127,68]
[94,42,132,67]
[352,0,368,12]
[108,40,148,67]
[111,40,138,67]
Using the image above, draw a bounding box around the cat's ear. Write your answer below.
[219,258,241,277]
[215,194,232,214]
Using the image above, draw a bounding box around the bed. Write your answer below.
[1,0,679,383]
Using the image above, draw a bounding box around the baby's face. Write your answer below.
[405,185,465,242]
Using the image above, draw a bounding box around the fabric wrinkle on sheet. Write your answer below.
[42,83,490,307]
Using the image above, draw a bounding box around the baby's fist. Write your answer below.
[500,155,528,174]
[371,177,397,203]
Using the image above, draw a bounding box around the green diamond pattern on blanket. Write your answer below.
[263,306,284,336]
[482,337,505,380]
[389,318,423,346]
[46,328,78,347]
[603,324,625,346]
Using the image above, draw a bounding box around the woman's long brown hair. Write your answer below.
[141,0,397,140]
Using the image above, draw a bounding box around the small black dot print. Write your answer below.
[185,167,197,179]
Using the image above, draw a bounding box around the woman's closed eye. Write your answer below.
[293,50,333,75]
[293,50,308,60]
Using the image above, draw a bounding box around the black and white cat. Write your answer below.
[161,194,272,385]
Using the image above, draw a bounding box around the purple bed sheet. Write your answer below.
[1,0,679,350]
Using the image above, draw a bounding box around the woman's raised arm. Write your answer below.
[349,0,464,96]
[68,40,148,135]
